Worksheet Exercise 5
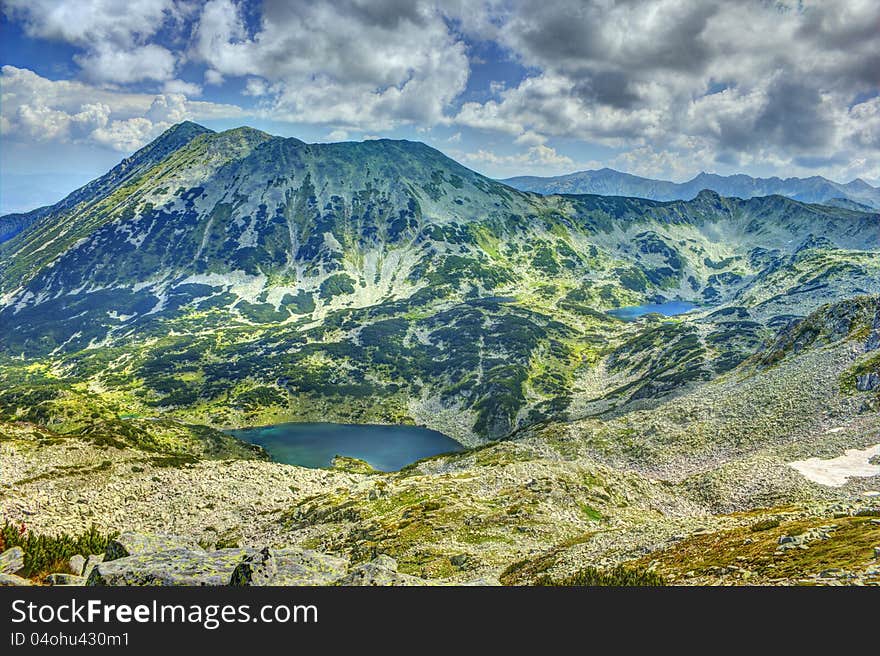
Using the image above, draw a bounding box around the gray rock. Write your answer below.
[856,372,880,391]
[0,547,24,575]
[874,547,880,559]
[461,577,502,586]
[865,307,880,351]
[69,555,86,576]
[450,554,470,568]
[0,573,32,586]
[368,554,399,571]
[82,554,104,580]
[88,547,257,586]
[230,547,348,586]
[339,555,428,586]
[46,573,85,586]
[104,532,203,561]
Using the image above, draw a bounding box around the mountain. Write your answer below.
[2,122,880,587]
[0,121,213,245]
[502,168,880,209]
[1,123,879,446]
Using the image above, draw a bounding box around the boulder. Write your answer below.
[230,547,348,586]
[87,547,256,586]
[0,573,32,586]
[69,555,86,576]
[461,577,502,586]
[856,373,880,392]
[104,532,203,561]
[338,555,428,586]
[0,546,24,575]
[82,554,104,580]
[46,573,85,586]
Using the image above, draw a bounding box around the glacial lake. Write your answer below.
[608,300,698,321]
[228,422,464,471]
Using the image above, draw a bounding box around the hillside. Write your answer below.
[1,123,879,586]
[1,123,879,445]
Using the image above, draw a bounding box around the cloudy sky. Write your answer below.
[2,0,879,213]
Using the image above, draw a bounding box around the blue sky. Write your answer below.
[2,0,879,214]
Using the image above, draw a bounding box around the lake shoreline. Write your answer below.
[228,421,465,472]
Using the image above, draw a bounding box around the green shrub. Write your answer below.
[0,521,117,578]
[533,565,666,587]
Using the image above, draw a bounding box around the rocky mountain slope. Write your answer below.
[503,168,880,209]
[2,123,878,444]
[1,123,879,586]
[2,295,878,586]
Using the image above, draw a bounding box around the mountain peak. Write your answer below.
[167,120,212,133]
[694,188,722,200]
[156,121,213,142]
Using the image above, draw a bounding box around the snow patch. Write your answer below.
[789,444,880,487]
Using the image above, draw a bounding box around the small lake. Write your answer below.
[608,300,698,321]
[228,422,464,471]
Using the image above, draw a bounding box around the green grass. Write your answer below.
[578,502,604,522]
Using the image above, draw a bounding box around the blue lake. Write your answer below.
[228,422,464,471]
[608,300,698,321]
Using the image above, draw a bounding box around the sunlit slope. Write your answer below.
[1,123,878,442]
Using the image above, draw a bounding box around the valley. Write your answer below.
[1,123,879,586]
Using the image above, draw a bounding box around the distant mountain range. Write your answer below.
[501,168,880,209]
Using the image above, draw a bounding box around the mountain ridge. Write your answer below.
[1,122,879,444]
[502,167,880,209]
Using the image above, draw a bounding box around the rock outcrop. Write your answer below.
[0,573,32,586]
[338,555,428,586]
[55,532,440,586]
[104,532,203,561]
[230,547,348,586]
[0,546,24,575]
[88,547,257,586]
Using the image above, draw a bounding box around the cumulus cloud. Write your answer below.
[456,143,576,176]
[190,0,470,130]
[1,66,244,151]
[163,79,203,97]
[453,0,880,180]
[2,0,879,181]
[3,0,185,84]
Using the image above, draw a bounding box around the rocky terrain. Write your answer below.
[0,530,452,586]
[1,123,879,585]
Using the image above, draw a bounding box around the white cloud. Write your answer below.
[190,0,470,130]
[3,0,185,83]
[2,0,878,182]
[452,0,880,182]
[1,66,245,151]
[162,79,203,97]
[457,143,575,176]
[204,69,225,86]
[76,43,177,84]
[243,78,269,97]
[326,129,349,141]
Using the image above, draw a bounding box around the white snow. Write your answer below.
[789,444,880,487]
